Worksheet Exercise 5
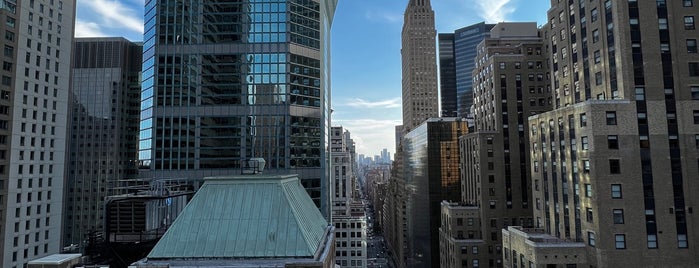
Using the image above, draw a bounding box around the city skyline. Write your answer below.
[73,0,550,156]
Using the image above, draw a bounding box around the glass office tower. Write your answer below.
[138,0,337,215]
[64,37,142,248]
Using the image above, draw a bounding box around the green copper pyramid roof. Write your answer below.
[147,174,329,259]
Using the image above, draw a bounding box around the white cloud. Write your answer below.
[364,9,402,23]
[433,0,517,32]
[338,97,401,109]
[75,19,106,37]
[81,0,144,34]
[475,0,515,23]
[333,119,402,156]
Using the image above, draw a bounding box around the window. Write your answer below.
[648,235,658,249]
[583,160,590,173]
[586,207,594,222]
[595,71,603,85]
[689,39,698,53]
[580,113,587,127]
[638,135,650,148]
[685,0,694,7]
[472,246,478,254]
[594,50,601,63]
[661,42,670,53]
[585,184,592,197]
[593,29,600,43]
[690,62,699,76]
[588,232,596,247]
[638,112,648,125]
[696,135,699,148]
[659,18,668,30]
[609,159,621,174]
[608,135,619,149]
[473,259,479,268]
[612,184,622,199]
[4,31,14,41]
[685,16,695,30]
[678,234,688,248]
[635,87,645,100]
[591,8,598,22]
[3,45,12,57]
[581,136,589,150]
[1,75,10,86]
[605,111,617,125]
[615,234,626,249]
[613,209,624,224]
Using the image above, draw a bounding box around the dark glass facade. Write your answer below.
[438,34,456,117]
[65,38,142,247]
[402,118,468,268]
[439,22,494,118]
[138,0,337,214]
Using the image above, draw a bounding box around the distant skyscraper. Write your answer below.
[0,0,76,266]
[438,22,494,118]
[401,0,439,132]
[382,148,391,164]
[137,0,338,216]
[64,38,142,248]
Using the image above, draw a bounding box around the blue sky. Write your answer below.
[75,0,549,157]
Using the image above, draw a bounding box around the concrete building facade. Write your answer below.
[527,0,699,266]
[401,0,439,132]
[0,0,76,266]
[63,37,142,248]
[459,22,550,267]
[501,226,587,268]
[330,126,367,268]
[439,201,486,268]
[137,0,338,216]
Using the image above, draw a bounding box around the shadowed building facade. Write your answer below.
[459,22,550,267]
[402,118,467,267]
[137,0,338,216]
[64,37,142,249]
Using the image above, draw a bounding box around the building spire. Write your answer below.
[408,0,431,8]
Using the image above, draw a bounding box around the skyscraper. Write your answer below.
[137,0,338,215]
[438,33,457,117]
[459,22,549,266]
[0,0,76,266]
[503,0,699,266]
[64,37,142,248]
[402,118,468,267]
[401,0,438,132]
[438,22,495,118]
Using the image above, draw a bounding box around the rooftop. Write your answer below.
[145,174,330,260]
[28,254,82,264]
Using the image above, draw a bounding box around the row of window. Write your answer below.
[587,231,688,249]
